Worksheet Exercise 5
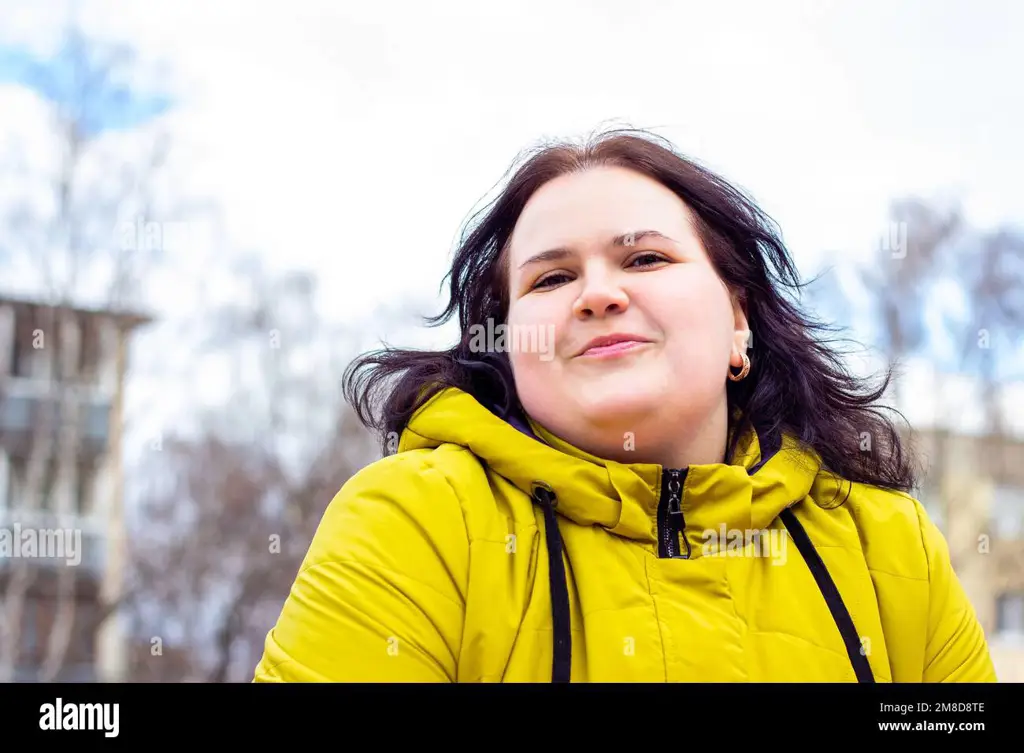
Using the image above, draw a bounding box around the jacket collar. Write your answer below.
[399,387,822,556]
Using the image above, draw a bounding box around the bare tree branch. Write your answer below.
[0,17,170,683]
[125,255,386,681]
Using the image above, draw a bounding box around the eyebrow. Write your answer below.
[517,229,678,270]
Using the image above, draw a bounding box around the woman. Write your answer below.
[253,129,997,683]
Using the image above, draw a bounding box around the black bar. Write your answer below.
[3,681,1014,743]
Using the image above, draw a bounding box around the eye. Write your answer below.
[628,251,669,267]
[531,271,574,290]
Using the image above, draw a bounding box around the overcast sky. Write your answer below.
[1,0,1022,444]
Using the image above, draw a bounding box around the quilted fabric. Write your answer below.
[254,387,996,682]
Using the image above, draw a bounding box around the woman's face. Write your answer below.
[504,165,749,465]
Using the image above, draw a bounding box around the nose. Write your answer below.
[572,267,629,319]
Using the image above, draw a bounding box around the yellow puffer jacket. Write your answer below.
[253,387,997,682]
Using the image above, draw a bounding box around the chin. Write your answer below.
[571,386,665,428]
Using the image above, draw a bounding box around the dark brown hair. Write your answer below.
[342,127,919,495]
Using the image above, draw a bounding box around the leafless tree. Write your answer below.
[939,222,1024,585]
[0,20,175,682]
[123,256,387,682]
[863,198,963,410]
[813,196,1024,606]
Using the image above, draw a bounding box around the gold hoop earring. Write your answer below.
[728,353,750,382]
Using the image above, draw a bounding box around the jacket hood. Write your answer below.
[398,387,824,554]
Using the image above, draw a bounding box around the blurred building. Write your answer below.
[0,293,151,682]
[912,427,1024,682]
[127,639,197,682]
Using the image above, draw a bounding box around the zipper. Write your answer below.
[657,468,690,559]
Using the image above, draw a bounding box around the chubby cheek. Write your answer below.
[654,274,735,383]
[506,314,552,371]
[510,359,555,422]
[508,349,566,432]
[505,297,567,398]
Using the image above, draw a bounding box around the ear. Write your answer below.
[730,292,750,368]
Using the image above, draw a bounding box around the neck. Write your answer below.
[575,399,730,469]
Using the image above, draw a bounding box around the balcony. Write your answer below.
[0,376,111,452]
[0,509,107,577]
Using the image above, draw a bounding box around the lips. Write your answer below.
[576,334,652,357]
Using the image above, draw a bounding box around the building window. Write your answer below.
[992,484,1024,540]
[79,316,101,385]
[995,591,1024,643]
[5,453,59,513]
[11,306,42,378]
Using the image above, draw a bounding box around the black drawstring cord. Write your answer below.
[780,507,875,682]
[527,482,871,683]
[531,481,572,683]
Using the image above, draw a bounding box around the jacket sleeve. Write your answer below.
[253,452,470,682]
[917,503,998,682]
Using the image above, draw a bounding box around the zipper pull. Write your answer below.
[666,468,690,559]
[667,469,682,516]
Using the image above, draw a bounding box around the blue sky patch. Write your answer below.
[0,40,173,137]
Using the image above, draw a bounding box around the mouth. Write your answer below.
[576,334,653,359]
